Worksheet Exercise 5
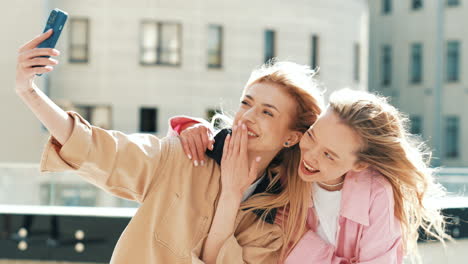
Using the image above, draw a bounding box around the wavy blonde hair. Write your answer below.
[212,61,323,260]
[329,88,450,263]
[232,61,324,261]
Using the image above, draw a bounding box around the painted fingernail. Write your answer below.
[187,154,192,160]
[194,160,199,167]
[242,124,246,130]
[201,160,205,166]
[210,144,214,150]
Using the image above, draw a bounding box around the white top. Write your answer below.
[312,183,342,246]
[241,174,265,202]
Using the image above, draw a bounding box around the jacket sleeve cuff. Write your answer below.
[40,111,92,172]
[166,115,212,137]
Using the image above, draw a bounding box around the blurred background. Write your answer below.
[0,0,467,263]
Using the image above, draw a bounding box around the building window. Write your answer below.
[382,0,392,14]
[311,35,319,70]
[264,30,275,63]
[410,43,423,84]
[410,115,423,136]
[207,25,223,69]
[140,21,182,66]
[381,45,392,86]
[445,116,459,158]
[446,41,460,82]
[353,43,360,82]
[447,0,459,7]
[140,107,158,133]
[412,0,423,10]
[69,18,89,63]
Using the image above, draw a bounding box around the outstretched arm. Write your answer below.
[16,29,72,145]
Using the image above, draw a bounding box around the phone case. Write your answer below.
[35,8,68,76]
[38,8,68,49]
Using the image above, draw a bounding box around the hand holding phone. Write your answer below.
[16,30,60,93]
[34,8,68,76]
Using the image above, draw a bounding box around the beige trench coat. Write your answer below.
[40,112,283,264]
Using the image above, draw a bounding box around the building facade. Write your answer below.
[369,0,467,166]
[1,0,368,162]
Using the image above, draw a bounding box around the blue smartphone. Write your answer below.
[35,8,68,76]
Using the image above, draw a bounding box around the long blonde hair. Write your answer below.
[329,88,450,263]
[234,61,323,261]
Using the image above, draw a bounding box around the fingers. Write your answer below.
[202,127,215,151]
[201,129,209,151]
[248,156,261,185]
[235,122,242,154]
[21,65,54,77]
[17,49,60,78]
[222,134,231,163]
[18,29,53,53]
[179,135,193,160]
[186,135,200,166]
[19,48,60,62]
[228,126,236,157]
[230,122,242,155]
[207,130,215,151]
[240,123,248,155]
[22,57,59,68]
[194,133,206,166]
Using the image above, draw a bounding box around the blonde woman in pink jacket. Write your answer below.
[176,89,448,263]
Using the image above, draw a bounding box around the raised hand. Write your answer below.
[179,123,215,166]
[16,29,60,93]
[220,121,261,199]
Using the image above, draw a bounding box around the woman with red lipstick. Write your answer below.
[176,89,449,263]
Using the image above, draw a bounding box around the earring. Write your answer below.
[284,142,289,147]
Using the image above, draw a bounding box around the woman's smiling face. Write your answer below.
[298,108,366,184]
[233,81,301,154]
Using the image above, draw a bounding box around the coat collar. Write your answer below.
[339,169,376,226]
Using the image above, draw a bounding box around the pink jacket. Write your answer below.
[285,169,403,264]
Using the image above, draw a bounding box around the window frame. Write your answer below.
[445,116,460,159]
[207,24,223,69]
[381,45,392,86]
[139,107,159,133]
[410,43,423,84]
[68,17,90,64]
[411,0,424,10]
[264,29,276,63]
[139,20,183,67]
[446,40,460,83]
[382,0,392,15]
